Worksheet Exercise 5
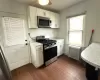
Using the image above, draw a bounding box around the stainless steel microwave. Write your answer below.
[37,16,52,28]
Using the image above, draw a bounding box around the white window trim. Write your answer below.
[67,15,86,47]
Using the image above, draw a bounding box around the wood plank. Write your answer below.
[11,55,93,80]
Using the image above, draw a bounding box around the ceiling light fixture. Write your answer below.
[38,0,49,6]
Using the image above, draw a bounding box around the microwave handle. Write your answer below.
[50,20,52,23]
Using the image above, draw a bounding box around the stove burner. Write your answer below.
[36,36,56,49]
[37,39,56,44]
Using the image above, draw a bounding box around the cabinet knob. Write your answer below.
[25,43,28,45]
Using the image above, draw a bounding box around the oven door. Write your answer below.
[37,16,51,28]
[44,46,57,63]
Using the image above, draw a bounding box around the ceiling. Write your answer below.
[14,0,86,12]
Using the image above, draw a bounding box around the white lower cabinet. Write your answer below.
[56,39,64,56]
[30,42,44,68]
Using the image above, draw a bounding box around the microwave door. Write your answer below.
[37,16,51,28]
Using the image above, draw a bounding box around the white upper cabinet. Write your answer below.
[55,13,60,28]
[50,12,60,28]
[37,8,45,17]
[37,8,50,18]
[50,12,56,28]
[45,10,51,18]
[28,6,60,28]
[28,6,38,28]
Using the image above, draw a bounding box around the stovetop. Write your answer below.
[37,39,56,44]
[36,36,56,49]
[36,39,56,45]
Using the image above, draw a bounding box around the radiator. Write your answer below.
[69,46,81,60]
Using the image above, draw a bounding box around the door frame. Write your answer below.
[0,12,30,70]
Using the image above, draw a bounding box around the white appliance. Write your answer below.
[36,36,57,66]
[37,16,52,28]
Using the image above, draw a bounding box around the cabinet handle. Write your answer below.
[44,12,46,16]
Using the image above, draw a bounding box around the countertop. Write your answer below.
[81,43,100,68]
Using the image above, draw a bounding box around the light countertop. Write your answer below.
[81,43,100,68]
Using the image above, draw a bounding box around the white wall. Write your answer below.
[0,0,27,15]
[0,0,27,44]
[58,0,100,55]
[29,28,58,38]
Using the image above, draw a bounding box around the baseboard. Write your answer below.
[57,54,65,58]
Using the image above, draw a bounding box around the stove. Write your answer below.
[36,36,56,49]
[36,36,57,66]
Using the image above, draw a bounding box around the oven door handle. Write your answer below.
[45,45,57,50]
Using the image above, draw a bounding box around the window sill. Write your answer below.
[68,45,82,49]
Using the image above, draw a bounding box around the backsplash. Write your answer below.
[29,28,58,39]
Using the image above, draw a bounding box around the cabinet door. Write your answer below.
[55,13,60,28]
[35,46,43,68]
[57,40,64,56]
[28,6,37,28]
[57,43,64,56]
[37,8,50,18]
[59,44,64,55]
[57,44,61,56]
[50,12,56,28]
[45,10,51,18]
[30,43,37,66]
[37,8,46,17]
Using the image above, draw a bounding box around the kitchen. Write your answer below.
[0,0,64,79]
[1,0,100,80]
[1,5,64,70]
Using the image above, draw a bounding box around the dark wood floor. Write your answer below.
[11,55,98,80]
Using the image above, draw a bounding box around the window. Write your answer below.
[2,17,26,46]
[67,15,85,47]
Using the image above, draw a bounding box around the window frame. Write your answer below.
[67,14,85,47]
